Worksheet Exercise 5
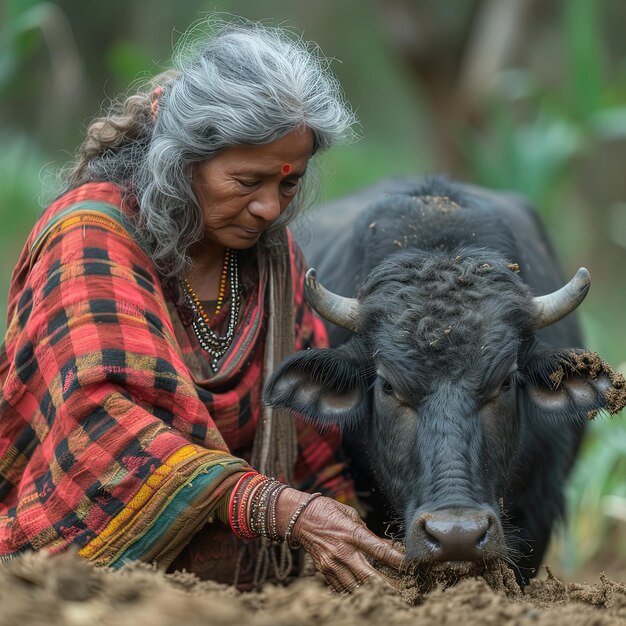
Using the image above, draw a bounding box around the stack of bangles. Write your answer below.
[229,471,322,547]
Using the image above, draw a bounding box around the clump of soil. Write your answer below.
[549,350,626,415]
[376,558,520,605]
[1,551,625,626]
[526,565,626,611]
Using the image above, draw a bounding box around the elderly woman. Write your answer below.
[0,21,403,591]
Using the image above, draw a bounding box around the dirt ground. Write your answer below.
[0,551,625,626]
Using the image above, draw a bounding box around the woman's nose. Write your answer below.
[247,188,282,222]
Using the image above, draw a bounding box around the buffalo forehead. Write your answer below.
[362,253,532,338]
[361,255,531,394]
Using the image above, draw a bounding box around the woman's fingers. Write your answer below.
[350,525,405,570]
[327,565,360,594]
[320,558,372,594]
[325,571,355,594]
[325,565,390,594]
[350,551,390,586]
[323,548,391,593]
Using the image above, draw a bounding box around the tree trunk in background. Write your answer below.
[375,0,536,176]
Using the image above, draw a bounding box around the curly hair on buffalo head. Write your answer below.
[358,248,535,396]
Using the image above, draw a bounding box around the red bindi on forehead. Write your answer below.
[281,163,292,175]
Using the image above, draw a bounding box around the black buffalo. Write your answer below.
[265,177,625,584]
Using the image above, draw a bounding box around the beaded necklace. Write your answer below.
[182,248,240,372]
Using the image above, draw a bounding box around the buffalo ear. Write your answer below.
[525,349,626,421]
[263,345,370,429]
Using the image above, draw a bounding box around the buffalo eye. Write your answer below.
[482,369,518,407]
[379,377,394,396]
[500,371,517,393]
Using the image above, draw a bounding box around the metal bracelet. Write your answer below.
[267,483,289,542]
[283,492,323,549]
[250,477,278,537]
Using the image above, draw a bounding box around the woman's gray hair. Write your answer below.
[66,18,357,278]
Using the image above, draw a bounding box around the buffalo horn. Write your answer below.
[534,267,590,329]
[304,268,360,333]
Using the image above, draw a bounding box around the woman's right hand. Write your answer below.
[275,488,405,594]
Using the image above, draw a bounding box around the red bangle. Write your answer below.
[237,474,266,540]
[229,471,258,537]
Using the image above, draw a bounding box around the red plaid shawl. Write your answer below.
[0,182,354,568]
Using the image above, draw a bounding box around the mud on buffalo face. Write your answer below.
[264,250,626,570]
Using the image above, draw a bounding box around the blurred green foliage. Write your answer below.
[464,0,626,210]
[0,0,624,576]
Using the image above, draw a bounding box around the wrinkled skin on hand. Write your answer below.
[275,488,405,593]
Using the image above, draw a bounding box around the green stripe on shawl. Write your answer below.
[109,460,245,568]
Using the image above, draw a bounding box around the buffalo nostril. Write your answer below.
[418,517,441,552]
[477,525,490,549]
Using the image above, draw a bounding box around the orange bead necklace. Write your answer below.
[181,248,240,371]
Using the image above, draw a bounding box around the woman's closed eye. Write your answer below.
[280,179,300,196]
[235,178,260,188]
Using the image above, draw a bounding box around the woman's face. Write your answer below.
[192,128,314,251]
